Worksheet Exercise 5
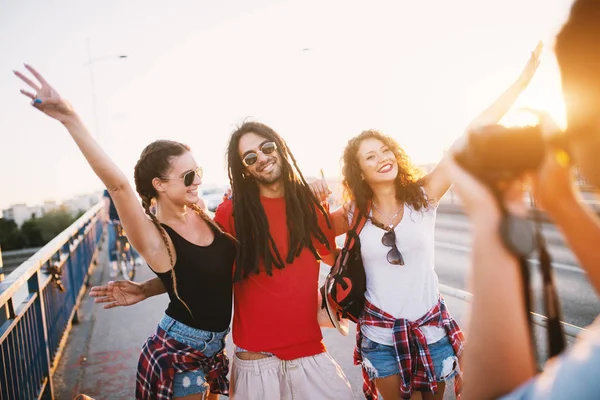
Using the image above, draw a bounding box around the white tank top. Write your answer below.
[353,201,446,345]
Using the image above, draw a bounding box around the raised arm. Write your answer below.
[467,41,543,130]
[424,42,543,202]
[14,65,167,267]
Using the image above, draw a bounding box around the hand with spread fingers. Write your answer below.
[89,280,146,309]
[14,64,75,123]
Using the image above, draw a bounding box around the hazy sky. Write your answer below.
[1,0,574,210]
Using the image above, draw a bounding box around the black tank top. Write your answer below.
[151,222,235,331]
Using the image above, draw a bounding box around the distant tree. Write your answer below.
[35,208,78,243]
[20,218,44,247]
[0,208,80,251]
[0,218,27,250]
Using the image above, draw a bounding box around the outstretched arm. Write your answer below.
[467,41,543,130]
[424,42,543,202]
[90,277,167,309]
[14,65,169,271]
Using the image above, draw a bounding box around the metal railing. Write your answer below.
[438,284,587,338]
[0,247,44,277]
[0,201,104,400]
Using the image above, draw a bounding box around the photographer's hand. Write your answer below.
[527,111,600,297]
[446,156,536,400]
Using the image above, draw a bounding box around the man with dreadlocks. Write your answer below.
[212,121,354,399]
[89,121,354,399]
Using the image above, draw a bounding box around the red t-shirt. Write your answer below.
[214,196,334,360]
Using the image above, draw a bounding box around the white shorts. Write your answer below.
[230,351,353,400]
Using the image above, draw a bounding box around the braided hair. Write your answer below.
[227,122,331,281]
[133,140,231,319]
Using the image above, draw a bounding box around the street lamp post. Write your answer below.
[85,38,127,144]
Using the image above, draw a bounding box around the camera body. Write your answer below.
[454,124,545,183]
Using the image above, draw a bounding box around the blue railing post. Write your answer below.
[0,245,5,327]
[28,269,55,400]
[0,201,104,400]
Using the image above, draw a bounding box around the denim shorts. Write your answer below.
[360,334,459,383]
[158,314,229,397]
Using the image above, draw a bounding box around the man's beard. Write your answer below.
[251,163,283,185]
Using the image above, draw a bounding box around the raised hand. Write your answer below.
[517,41,543,86]
[309,178,332,203]
[14,64,75,123]
[89,280,147,309]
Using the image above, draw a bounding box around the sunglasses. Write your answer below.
[382,228,404,265]
[163,167,203,187]
[242,141,278,167]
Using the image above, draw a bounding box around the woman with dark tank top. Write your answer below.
[14,65,236,400]
[155,223,234,332]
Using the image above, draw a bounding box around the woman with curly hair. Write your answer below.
[319,47,543,400]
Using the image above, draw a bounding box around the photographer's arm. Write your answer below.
[534,165,600,296]
[424,43,543,202]
[550,201,600,295]
[462,220,536,400]
[445,157,536,399]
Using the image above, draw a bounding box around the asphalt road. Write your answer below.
[433,212,600,330]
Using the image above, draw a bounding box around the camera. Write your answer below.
[454,123,568,358]
[454,124,546,183]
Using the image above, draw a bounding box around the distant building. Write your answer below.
[42,201,59,215]
[2,191,103,227]
[63,192,103,217]
[2,204,41,227]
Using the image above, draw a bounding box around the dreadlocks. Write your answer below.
[227,121,331,281]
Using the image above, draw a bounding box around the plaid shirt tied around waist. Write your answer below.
[354,296,465,400]
[136,326,229,399]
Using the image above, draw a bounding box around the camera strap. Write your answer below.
[530,194,566,358]
[494,189,566,368]
[493,190,538,366]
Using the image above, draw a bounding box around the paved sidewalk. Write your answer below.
[53,249,469,399]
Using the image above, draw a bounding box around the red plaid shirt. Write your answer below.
[354,296,465,400]
[136,326,229,399]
